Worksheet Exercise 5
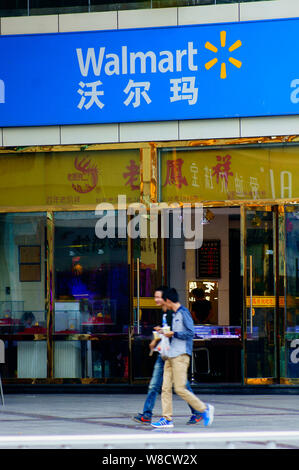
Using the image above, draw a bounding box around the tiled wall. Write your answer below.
[1,0,299,147]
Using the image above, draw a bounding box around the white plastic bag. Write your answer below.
[157,334,170,360]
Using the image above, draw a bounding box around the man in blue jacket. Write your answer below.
[133,285,197,425]
[151,288,214,429]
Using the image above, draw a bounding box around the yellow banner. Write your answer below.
[0,150,140,207]
[161,147,299,202]
[246,296,285,307]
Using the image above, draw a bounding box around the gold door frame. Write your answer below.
[46,212,54,379]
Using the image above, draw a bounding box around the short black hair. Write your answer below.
[191,288,205,298]
[22,311,35,321]
[155,285,168,296]
[163,287,179,303]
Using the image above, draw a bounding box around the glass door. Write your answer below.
[130,215,166,382]
[53,210,130,382]
[242,206,278,383]
[280,204,299,384]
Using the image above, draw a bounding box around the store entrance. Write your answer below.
[130,206,243,384]
[131,203,299,386]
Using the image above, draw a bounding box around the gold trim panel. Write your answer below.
[245,296,285,307]
[2,134,299,154]
[280,378,299,385]
[133,297,158,308]
[0,199,299,214]
[245,378,276,385]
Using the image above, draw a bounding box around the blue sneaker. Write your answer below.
[201,404,214,426]
[151,417,174,428]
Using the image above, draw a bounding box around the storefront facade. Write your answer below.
[0,0,298,389]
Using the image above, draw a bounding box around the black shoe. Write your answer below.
[133,413,151,424]
[186,414,203,425]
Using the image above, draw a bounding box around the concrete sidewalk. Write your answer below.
[0,393,299,449]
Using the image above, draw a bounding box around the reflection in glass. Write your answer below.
[0,213,47,327]
[0,213,47,378]
[284,207,299,379]
[53,338,129,380]
[0,0,271,17]
[54,211,129,334]
[53,211,130,380]
[133,214,162,299]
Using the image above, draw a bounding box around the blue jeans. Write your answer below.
[142,354,196,418]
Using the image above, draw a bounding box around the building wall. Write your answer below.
[1,0,299,148]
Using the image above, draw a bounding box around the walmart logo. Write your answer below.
[205,31,242,79]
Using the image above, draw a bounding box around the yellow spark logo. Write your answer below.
[205,31,242,79]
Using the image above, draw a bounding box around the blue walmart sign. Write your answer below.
[1,17,299,127]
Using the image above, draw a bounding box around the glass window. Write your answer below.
[91,0,152,12]
[0,0,274,17]
[53,210,130,380]
[30,0,88,15]
[0,0,28,17]
[0,212,47,378]
[54,211,129,334]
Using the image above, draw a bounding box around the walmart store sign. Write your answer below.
[1,17,299,126]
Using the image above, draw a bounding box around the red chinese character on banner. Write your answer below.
[163,158,188,189]
[123,160,140,191]
[212,154,233,186]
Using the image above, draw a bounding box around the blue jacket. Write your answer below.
[168,305,194,358]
